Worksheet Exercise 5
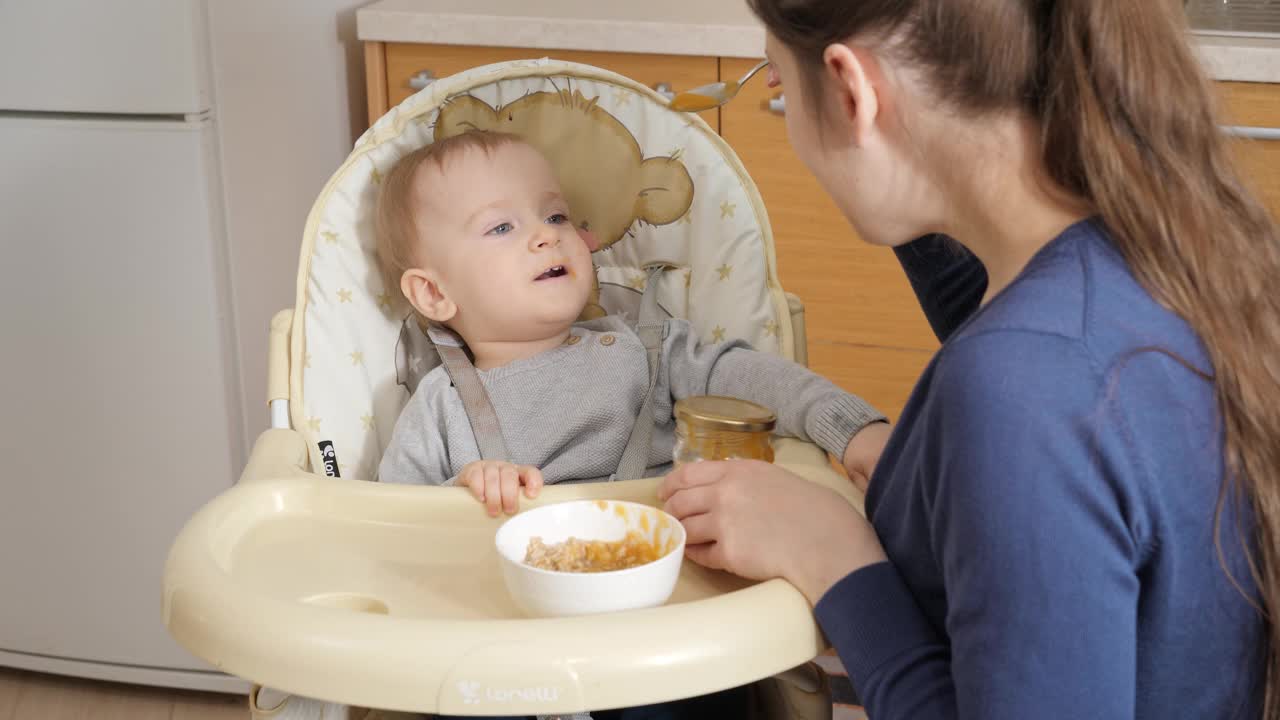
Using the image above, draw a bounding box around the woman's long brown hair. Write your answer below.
[749,0,1280,714]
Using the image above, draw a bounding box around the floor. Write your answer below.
[0,668,245,720]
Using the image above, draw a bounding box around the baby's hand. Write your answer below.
[457,461,543,517]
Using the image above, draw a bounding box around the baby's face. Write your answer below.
[411,142,593,343]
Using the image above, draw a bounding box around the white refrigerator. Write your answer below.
[0,0,247,692]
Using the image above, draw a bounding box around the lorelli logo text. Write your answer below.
[456,680,560,705]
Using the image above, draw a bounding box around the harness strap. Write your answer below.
[612,265,669,481]
[427,323,512,462]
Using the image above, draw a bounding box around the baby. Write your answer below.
[375,130,887,508]
[373,130,885,720]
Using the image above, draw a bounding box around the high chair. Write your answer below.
[163,59,862,719]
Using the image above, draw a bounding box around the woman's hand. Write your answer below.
[842,421,893,492]
[659,460,888,605]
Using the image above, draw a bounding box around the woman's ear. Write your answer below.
[822,43,880,148]
[401,268,457,323]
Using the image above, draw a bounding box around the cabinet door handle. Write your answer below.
[409,70,436,90]
[768,95,786,115]
[654,82,675,101]
[1222,125,1280,141]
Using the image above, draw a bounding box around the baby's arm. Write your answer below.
[377,372,456,485]
[662,320,888,464]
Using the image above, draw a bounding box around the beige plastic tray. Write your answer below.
[163,430,858,716]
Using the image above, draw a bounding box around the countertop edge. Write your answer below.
[1194,34,1280,83]
[355,7,767,59]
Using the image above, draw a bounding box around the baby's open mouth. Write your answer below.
[534,265,569,281]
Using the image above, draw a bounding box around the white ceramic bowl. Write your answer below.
[494,500,686,617]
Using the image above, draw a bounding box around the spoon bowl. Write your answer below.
[668,59,770,112]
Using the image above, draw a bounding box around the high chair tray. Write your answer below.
[163,433,855,716]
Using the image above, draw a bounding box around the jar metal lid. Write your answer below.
[674,395,777,433]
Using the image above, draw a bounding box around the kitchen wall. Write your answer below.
[207,1,369,452]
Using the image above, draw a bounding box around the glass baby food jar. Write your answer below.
[673,396,777,467]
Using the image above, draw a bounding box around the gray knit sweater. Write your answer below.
[377,316,885,485]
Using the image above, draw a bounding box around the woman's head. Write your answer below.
[753,1,1218,248]
[753,0,1280,714]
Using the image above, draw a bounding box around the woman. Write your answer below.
[660,1,1279,718]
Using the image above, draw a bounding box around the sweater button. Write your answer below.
[565,335,581,346]
[600,334,616,346]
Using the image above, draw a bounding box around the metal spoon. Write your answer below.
[667,59,770,112]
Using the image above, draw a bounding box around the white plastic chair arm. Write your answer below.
[240,428,315,485]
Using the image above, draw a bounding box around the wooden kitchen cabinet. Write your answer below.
[366,42,720,130]
[1220,81,1280,223]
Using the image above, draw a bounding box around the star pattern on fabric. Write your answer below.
[627,273,647,290]
[613,90,633,107]
[716,264,733,281]
[337,288,353,303]
[720,200,736,219]
[306,417,322,432]
[360,414,375,430]
[321,231,339,244]
[764,319,780,336]
[349,351,364,366]
[711,326,727,343]
[371,166,383,184]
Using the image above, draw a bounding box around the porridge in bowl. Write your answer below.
[524,530,663,573]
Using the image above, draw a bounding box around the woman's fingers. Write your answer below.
[657,460,731,500]
[663,483,719,523]
[683,541,726,572]
[677,510,721,546]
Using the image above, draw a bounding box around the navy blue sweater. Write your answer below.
[816,220,1265,718]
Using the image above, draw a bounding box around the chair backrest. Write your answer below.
[290,59,794,480]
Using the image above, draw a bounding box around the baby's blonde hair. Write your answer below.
[374,130,526,300]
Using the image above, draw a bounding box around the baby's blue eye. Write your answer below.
[487,222,514,236]
[547,213,568,225]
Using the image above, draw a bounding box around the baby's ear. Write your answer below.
[400,268,457,324]
[635,157,694,225]
[434,95,500,140]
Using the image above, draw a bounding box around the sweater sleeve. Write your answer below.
[815,331,1142,719]
[660,319,886,457]
[376,371,458,485]
[892,235,988,342]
